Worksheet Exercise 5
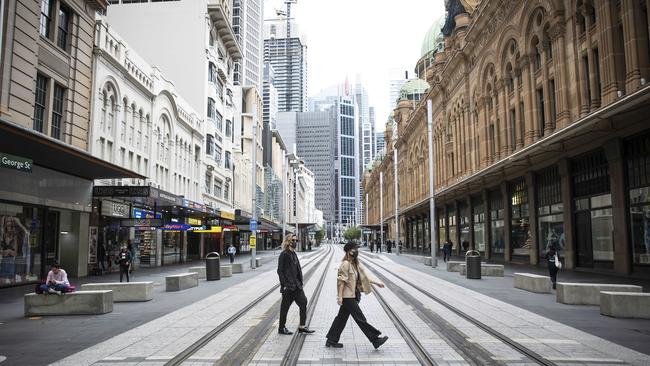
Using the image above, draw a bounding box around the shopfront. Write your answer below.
[472,195,485,253]
[509,178,531,261]
[625,132,650,272]
[536,166,565,258]
[572,150,614,269]
[489,189,505,259]
[458,201,470,253]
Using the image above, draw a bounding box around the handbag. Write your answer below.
[554,254,562,269]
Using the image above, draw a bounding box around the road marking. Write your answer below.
[28,317,42,320]
[0,355,7,363]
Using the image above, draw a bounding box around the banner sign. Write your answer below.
[93,186,150,197]
[101,200,129,218]
[250,220,257,232]
[249,235,256,248]
[120,218,163,227]
[0,153,32,173]
[132,208,162,219]
[188,218,202,226]
[161,223,191,231]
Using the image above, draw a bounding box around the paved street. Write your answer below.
[2,244,650,365]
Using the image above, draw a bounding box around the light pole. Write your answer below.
[393,126,400,255]
[380,171,384,253]
[427,99,438,267]
[250,103,258,269]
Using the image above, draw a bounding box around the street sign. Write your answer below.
[250,220,257,231]
[249,235,256,248]
[0,152,32,173]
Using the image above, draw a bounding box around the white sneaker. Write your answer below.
[47,288,56,294]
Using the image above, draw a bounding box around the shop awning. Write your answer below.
[0,118,144,180]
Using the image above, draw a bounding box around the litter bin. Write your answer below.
[206,252,221,281]
[465,250,481,279]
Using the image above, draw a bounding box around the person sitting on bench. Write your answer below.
[39,262,71,295]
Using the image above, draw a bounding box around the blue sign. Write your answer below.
[132,208,162,219]
[250,220,257,231]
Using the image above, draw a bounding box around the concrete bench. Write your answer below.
[423,257,433,266]
[446,261,464,272]
[165,272,199,292]
[514,273,551,293]
[80,282,154,302]
[231,263,244,273]
[460,263,504,277]
[188,266,206,279]
[220,265,233,278]
[600,292,650,319]
[256,257,262,267]
[557,283,642,305]
[25,290,113,316]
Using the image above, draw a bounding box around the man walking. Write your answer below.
[277,234,315,335]
[227,243,236,264]
[116,246,131,282]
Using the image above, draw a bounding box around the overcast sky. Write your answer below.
[264,0,446,131]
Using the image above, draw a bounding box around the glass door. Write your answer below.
[575,210,593,267]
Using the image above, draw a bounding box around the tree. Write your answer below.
[343,226,362,241]
[315,227,325,245]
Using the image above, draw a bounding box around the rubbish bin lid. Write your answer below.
[206,252,220,258]
[465,250,480,257]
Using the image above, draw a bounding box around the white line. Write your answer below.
[0,355,6,363]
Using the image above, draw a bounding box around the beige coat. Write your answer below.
[337,259,372,298]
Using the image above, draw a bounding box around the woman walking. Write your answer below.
[546,241,561,289]
[325,241,389,349]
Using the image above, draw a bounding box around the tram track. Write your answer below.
[164,246,331,366]
[363,254,558,366]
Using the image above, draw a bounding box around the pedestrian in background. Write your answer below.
[326,241,388,349]
[546,241,561,290]
[116,246,132,283]
[443,240,452,262]
[227,243,236,263]
[127,239,135,274]
[277,234,315,335]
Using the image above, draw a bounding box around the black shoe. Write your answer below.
[325,340,343,348]
[278,327,293,335]
[372,336,388,349]
[552,283,557,290]
[298,327,315,334]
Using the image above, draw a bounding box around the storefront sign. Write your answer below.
[188,225,207,231]
[220,209,235,220]
[182,199,206,212]
[101,200,129,218]
[249,235,256,248]
[120,218,163,227]
[132,208,162,219]
[194,226,222,233]
[0,153,32,173]
[188,218,202,226]
[161,223,191,231]
[93,186,150,197]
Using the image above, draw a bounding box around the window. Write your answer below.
[57,5,70,50]
[205,172,211,193]
[51,84,65,139]
[208,62,217,83]
[214,178,223,197]
[40,0,52,37]
[224,181,230,200]
[207,98,215,119]
[215,145,223,165]
[216,77,224,100]
[216,111,223,131]
[33,75,48,133]
[206,134,214,155]
[225,151,231,169]
[226,120,232,138]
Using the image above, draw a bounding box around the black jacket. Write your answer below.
[277,249,303,292]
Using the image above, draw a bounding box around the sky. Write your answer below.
[264,0,446,132]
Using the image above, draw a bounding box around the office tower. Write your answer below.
[233,0,263,89]
[263,17,308,112]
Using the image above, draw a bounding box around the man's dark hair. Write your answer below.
[51,262,60,269]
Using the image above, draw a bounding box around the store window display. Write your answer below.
[0,204,42,286]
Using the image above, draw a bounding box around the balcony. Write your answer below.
[207,0,243,61]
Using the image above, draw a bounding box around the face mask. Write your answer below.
[289,240,297,248]
[350,250,358,258]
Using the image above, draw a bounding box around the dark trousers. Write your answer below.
[443,252,450,262]
[326,296,381,343]
[279,288,307,329]
[548,262,559,285]
[229,254,234,263]
[119,265,130,282]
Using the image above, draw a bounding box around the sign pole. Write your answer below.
[250,102,258,269]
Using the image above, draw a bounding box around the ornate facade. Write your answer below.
[363,0,650,275]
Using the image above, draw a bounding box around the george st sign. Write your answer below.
[0,153,32,173]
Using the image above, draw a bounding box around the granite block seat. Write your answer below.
[24,290,113,316]
[165,272,199,292]
[220,265,233,278]
[231,263,244,273]
[459,263,504,277]
[514,273,551,293]
[556,283,642,305]
[600,292,650,319]
[80,282,153,302]
[446,261,464,272]
[188,266,206,279]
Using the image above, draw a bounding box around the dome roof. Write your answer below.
[421,16,446,57]
[399,79,430,100]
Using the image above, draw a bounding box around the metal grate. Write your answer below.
[625,132,650,189]
[537,166,561,206]
[571,150,610,198]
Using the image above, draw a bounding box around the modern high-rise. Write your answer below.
[354,78,374,224]
[295,109,338,233]
[263,17,308,112]
[262,62,278,166]
[388,68,408,109]
[375,131,386,157]
[105,0,242,212]
[233,0,263,89]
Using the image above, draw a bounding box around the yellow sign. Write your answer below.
[194,226,222,233]
[188,218,202,226]
[221,209,235,220]
[249,235,256,248]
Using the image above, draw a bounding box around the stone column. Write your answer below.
[497,80,508,159]
[539,43,554,135]
[504,82,514,155]
[520,56,536,144]
[558,159,575,269]
[587,47,601,111]
[514,72,523,149]
[622,0,648,92]
[501,181,512,262]
[597,0,621,104]
[526,172,539,265]
[549,21,571,128]
[604,139,632,274]
[483,190,491,260]
[479,98,490,167]
[468,196,475,251]
[454,201,461,255]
